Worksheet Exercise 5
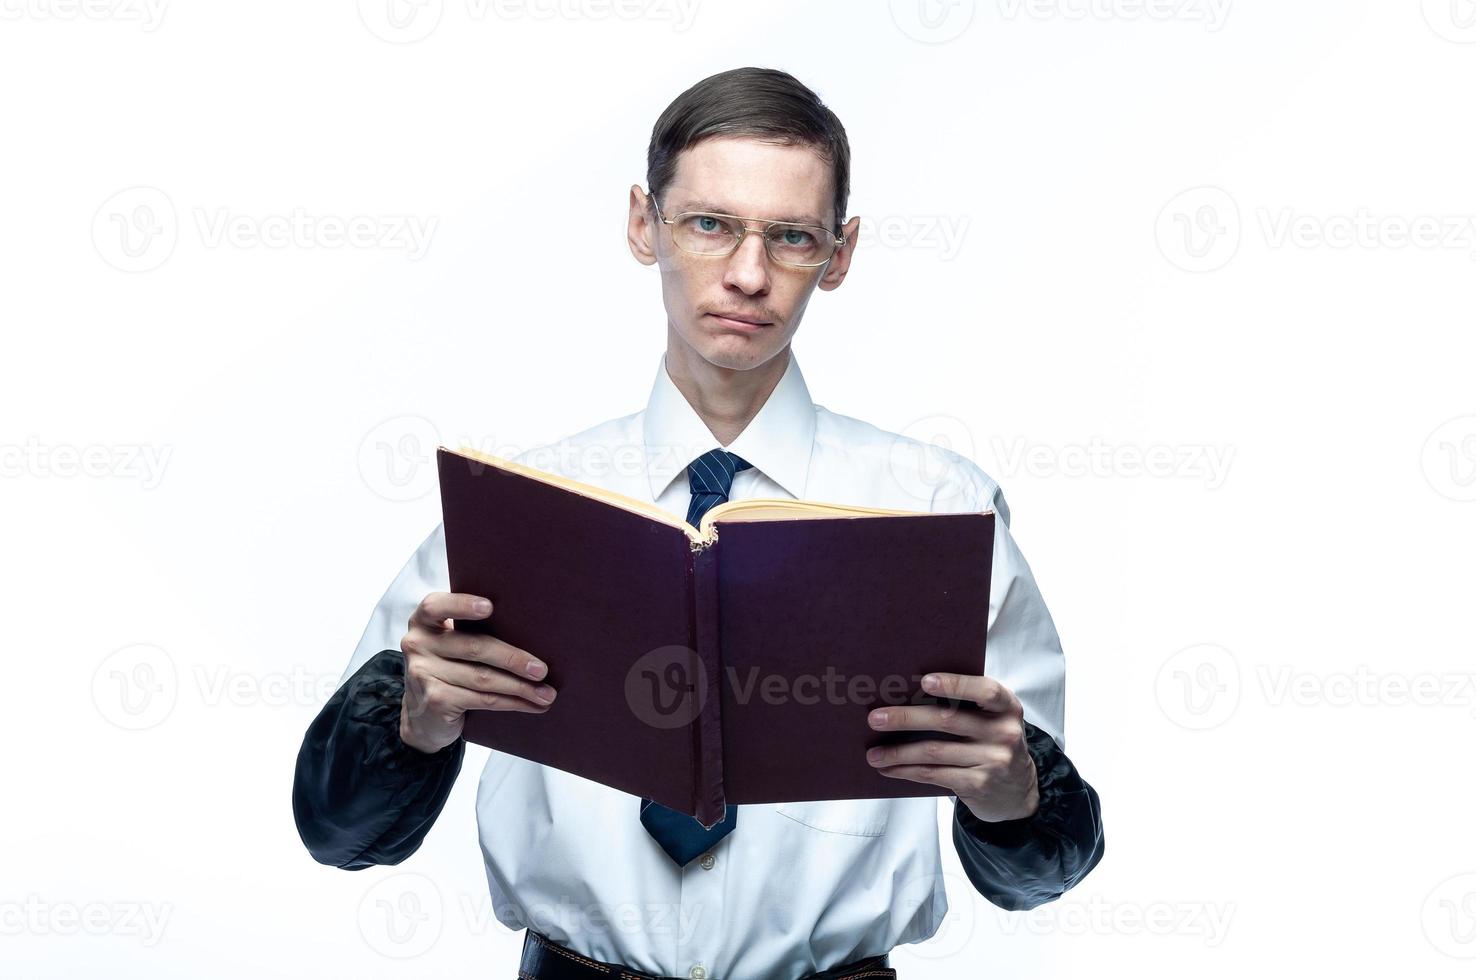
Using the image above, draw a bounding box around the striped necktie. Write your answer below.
[639,448,752,866]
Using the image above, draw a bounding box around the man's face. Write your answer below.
[628,136,860,373]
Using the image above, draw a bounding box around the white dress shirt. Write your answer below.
[337,349,1068,978]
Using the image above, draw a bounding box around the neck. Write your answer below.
[664,327,790,447]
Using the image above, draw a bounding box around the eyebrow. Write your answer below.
[673,199,829,227]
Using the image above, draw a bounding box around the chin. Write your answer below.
[695,337,787,372]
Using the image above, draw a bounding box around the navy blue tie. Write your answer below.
[639,448,752,866]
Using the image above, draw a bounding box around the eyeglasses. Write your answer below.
[650,195,846,269]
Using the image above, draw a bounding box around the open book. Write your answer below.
[437,445,996,827]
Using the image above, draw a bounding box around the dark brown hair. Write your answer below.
[646,67,851,233]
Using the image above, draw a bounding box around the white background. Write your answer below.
[4,0,1475,976]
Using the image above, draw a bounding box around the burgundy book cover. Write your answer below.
[436,447,994,827]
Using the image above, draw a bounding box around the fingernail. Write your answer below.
[866,748,883,763]
[922,674,939,690]
[474,598,492,615]
[870,710,888,727]
[534,685,556,703]
[525,660,547,680]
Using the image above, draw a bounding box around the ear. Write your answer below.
[816,214,861,292]
[628,184,659,267]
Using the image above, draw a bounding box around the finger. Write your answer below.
[866,739,986,769]
[873,763,975,795]
[868,703,992,737]
[922,672,1020,714]
[422,676,551,716]
[425,656,557,706]
[427,630,548,681]
[413,592,493,629]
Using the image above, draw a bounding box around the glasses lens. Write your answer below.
[765,224,833,266]
[672,213,743,255]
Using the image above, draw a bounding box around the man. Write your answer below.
[294,67,1104,979]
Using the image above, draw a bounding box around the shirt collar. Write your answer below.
[643,348,817,502]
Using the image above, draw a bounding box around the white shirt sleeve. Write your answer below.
[968,473,1069,752]
[337,521,450,688]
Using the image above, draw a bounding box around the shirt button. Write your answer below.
[699,853,716,870]
[689,966,707,979]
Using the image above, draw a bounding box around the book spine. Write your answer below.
[688,541,727,829]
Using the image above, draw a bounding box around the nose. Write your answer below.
[721,227,772,295]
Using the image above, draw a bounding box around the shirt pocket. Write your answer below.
[774,799,891,837]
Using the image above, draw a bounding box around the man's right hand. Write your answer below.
[398,591,556,754]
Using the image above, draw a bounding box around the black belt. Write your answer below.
[519,929,896,979]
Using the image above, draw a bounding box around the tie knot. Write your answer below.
[687,448,752,498]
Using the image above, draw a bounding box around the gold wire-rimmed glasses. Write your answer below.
[650,194,846,269]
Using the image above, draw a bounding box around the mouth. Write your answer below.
[705,312,774,332]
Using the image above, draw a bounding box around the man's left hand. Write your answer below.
[865,672,1039,823]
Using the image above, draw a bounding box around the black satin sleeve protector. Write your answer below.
[951,720,1105,910]
[292,648,464,870]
